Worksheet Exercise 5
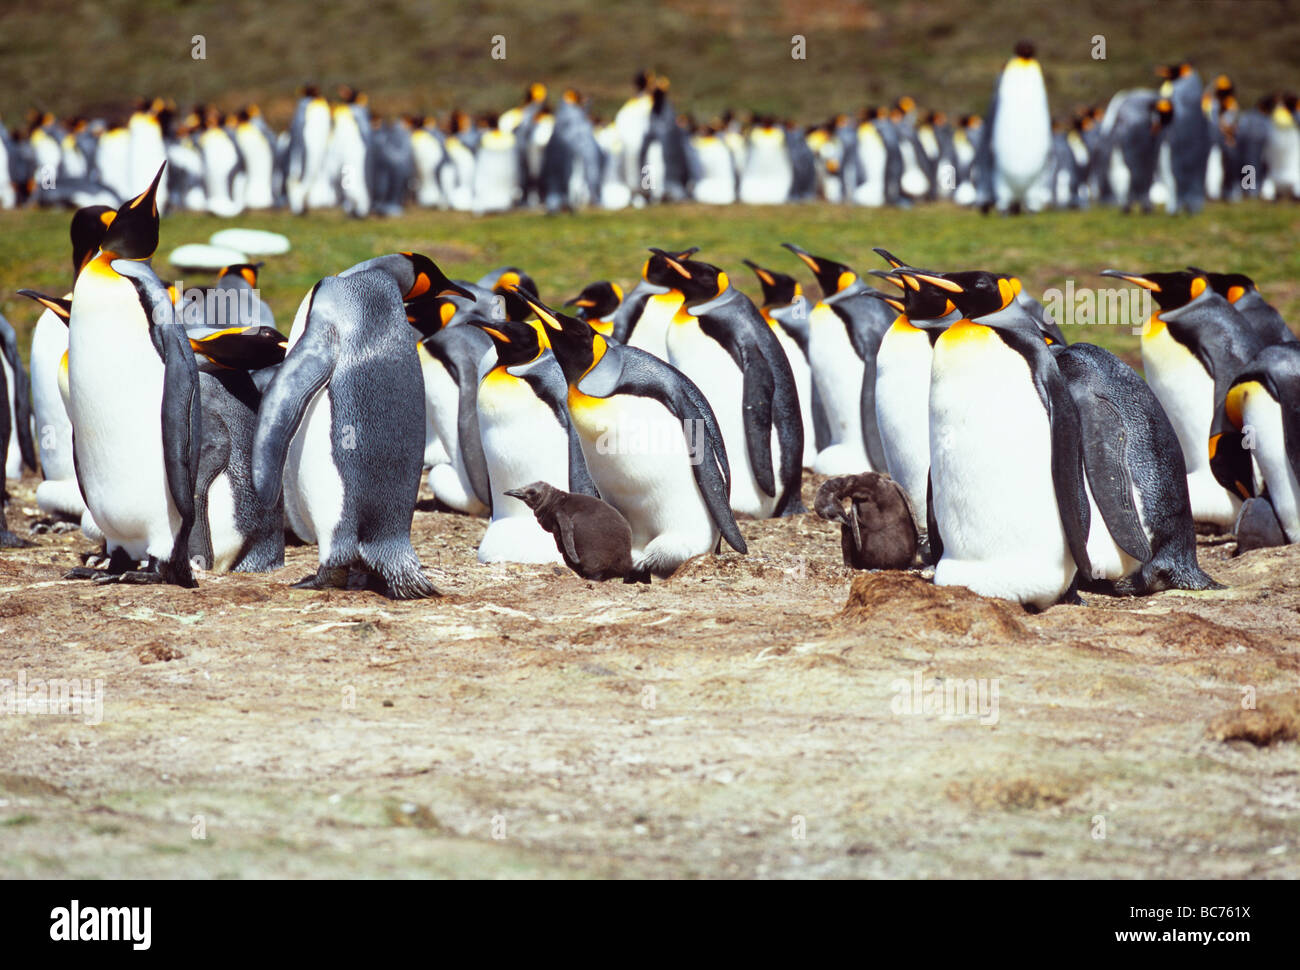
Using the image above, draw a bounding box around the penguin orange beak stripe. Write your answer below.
[911,273,963,293]
[755,269,775,287]
[663,257,691,279]
[515,290,562,331]
[481,326,510,343]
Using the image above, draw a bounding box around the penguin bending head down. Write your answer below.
[252,269,439,599]
[506,480,638,582]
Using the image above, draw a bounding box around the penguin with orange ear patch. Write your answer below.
[1101,269,1266,529]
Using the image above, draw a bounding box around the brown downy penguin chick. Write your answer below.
[815,473,917,570]
[505,481,640,582]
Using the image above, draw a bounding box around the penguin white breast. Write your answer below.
[477,368,569,514]
[993,65,1052,186]
[567,390,716,557]
[874,323,934,522]
[30,309,75,481]
[1240,385,1300,542]
[67,271,177,561]
[285,388,344,556]
[929,324,1075,606]
[1141,325,1214,473]
[2,353,18,480]
[625,293,680,361]
[205,472,243,572]
[666,317,777,518]
[808,303,864,449]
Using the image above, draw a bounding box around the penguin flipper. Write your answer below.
[858,353,888,472]
[925,470,943,566]
[1041,361,1093,581]
[456,368,492,510]
[740,354,777,498]
[251,286,338,506]
[159,314,202,587]
[554,507,582,566]
[0,315,38,472]
[566,421,599,498]
[1075,393,1154,563]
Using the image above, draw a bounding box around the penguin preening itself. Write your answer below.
[814,474,917,570]
[1212,344,1300,550]
[506,480,637,581]
[1101,269,1268,529]
[65,164,202,586]
[644,249,805,518]
[518,293,746,578]
[472,314,598,564]
[253,269,438,599]
[1051,341,1220,594]
[781,243,895,476]
[926,272,1091,609]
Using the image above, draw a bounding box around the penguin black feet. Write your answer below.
[0,529,32,549]
[64,546,135,580]
[622,567,652,585]
[292,566,350,591]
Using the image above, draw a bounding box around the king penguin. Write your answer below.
[253,268,437,599]
[0,312,36,482]
[472,314,598,563]
[645,251,804,518]
[519,293,746,578]
[1187,267,1295,347]
[610,247,700,360]
[1213,343,1300,548]
[1101,269,1267,528]
[742,259,819,468]
[985,42,1054,213]
[65,164,201,586]
[564,281,623,338]
[927,272,1091,608]
[782,243,894,475]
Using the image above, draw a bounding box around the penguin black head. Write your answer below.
[70,204,116,279]
[1186,267,1257,304]
[1100,270,1205,311]
[907,270,1014,320]
[474,316,546,369]
[189,325,287,371]
[100,163,165,260]
[1153,99,1174,128]
[511,290,599,386]
[639,247,699,285]
[489,267,539,302]
[396,252,475,303]
[564,281,623,321]
[1014,40,1036,60]
[217,262,263,288]
[644,250,728,304]
[781,243,857,297]
[742,260,800,307]
[870,272,958,320]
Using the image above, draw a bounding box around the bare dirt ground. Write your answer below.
[1,471,1297,879]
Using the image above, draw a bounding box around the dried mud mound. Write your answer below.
[840,571,1031,644]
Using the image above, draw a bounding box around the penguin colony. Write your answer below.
[4,154,1297,608]
[5,48,1300,217]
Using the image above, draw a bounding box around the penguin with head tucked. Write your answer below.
[782,243,895,475]
[1212,343,1300,550]
[1101,269,1266,529]
[471,312,598,563]
[1187,267,1295,347]
[64,164,201,585]
[742,259,820,468]
[1051,340,1221,594]
[926,271,1091,608]
[253,263,447,598]
[645,250,804,518]
[335,252,484,514]
[519,293,745,578]
[565,281,623,338]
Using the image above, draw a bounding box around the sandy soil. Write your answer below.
[0,471,1297,879]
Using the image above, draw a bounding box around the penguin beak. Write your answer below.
[18,290,73,324]
[909,272,963,293]
[868,270,906,290]
[101,162,165,260]
[871,247,908,269]
[781,242,820,273]
[865,291,906,313]
[1100,270,1161,292]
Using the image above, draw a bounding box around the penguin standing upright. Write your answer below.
[65,165,201,586]
[1052,341,1220,593]
[1264,93,1300,200]
[1160,63,1211,214]
[234,107,276,209]
[1213,343,1300,547]
[690,125,738,205]
[647,252,804,518]
[738,119,793,204]
[611,248,699,360]
[985,42,1054,213]
[472,117,521,215]
[1101,269,1267,528]
[742,259,818,468]
[782,244,894,474]
[253,269,436,598]
[927,273,1090,608]
[472,315,597,563]
[128,99,169,215]
[286,85,334,213]
[0,314,35,482]
[198,108,246,217]
[520,295,745,578]
[614,71,654,196]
